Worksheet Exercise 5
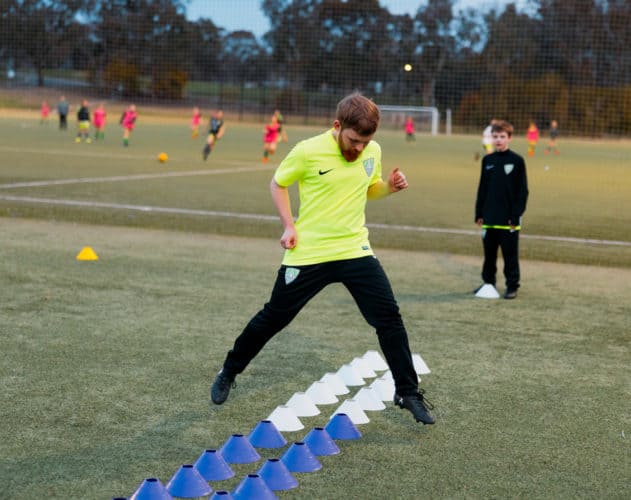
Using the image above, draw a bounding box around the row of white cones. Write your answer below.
[266,350,431,431]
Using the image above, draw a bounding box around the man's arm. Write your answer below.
[367,167,408,200]
[270,178,297,249]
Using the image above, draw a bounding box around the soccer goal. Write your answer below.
[379,105,440,136]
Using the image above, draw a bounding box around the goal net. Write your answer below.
[378,105,440,136]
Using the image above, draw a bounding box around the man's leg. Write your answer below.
[339,258,417,394]
[481,228,500,285]
[212,264,328,403]
[501,231,520,295]
[340,257,434,424]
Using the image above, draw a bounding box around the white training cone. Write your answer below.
[370,377,394,402]
[362,350,389,371]
[475,283,500,299]
[336,363,365,387]
[331,399,370,425]
[286,392,320,417]
[350,357,377,379]
[320,372,350,396]
[412,353,431,375]
[305,381,339,405]
[354,387,386,411]
[266,405,304,432]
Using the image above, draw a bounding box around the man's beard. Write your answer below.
[337,134,360,162]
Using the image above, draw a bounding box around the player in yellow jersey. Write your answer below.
[211,93,436,425]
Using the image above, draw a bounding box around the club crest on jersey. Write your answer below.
[363,157,374,177]
[504,164,514,175]
[285,267,300,285]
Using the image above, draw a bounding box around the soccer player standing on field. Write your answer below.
[210,92,436,425]
[202,110,225,160]
[475,120,529,299]
[75,100,91,143]
[120,104,137,147]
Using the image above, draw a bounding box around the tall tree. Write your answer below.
[219,30,267,84]
[262,0,394,93]
[187,19,223,81]
[414,0,456,106]
[91,0,190,97]
[2,0,91,86]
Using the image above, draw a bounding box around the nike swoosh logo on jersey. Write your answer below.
[319,169,333,175]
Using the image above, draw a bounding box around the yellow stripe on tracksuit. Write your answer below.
[482,224,521,231]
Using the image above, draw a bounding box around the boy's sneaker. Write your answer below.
[394,391,436,424]
[504,288,518,300]
[211,370,236,405]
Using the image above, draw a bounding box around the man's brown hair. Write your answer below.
[336,92,380,136]
[491,119,514,137]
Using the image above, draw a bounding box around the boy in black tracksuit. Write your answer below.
[475,120,529,299]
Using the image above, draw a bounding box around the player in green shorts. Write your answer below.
[210,92,436,425]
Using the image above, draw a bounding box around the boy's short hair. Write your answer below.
[336,92,380,136]
[491,120,514,137]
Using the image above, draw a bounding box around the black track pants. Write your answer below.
[481,228,520,289]
[222,256,419,397]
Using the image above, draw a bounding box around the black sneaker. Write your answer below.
[202,144,211,161]
[394,391,436,424]
[211,370,236,405]
[504,289,518,300]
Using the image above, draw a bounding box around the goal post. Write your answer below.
[378,105,440,136]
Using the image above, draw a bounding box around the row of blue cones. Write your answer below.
[117,413,361,499]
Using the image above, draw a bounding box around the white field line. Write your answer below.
[0,165,269,189]
[1,194,630,247]
[0,145,149,160]
[367,223,631,247]
[0,194,278,221]
[0,145,254,163]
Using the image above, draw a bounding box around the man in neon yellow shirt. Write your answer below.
[211,93,435,424]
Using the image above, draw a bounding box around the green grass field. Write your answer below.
[0,110,630,499]
[1,111,630,266]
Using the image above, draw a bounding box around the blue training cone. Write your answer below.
[232,473,278,500]
[166,464,213,498]
[194,449,235,481]
[303,426,341,456]
[248,420,287,449]
[129,477,173,500]
[220,433,261,464]
[280,442,322,473]
[257,458,299,491]
[325,413,362,440]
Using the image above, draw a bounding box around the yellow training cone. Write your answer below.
[76,246,99,261]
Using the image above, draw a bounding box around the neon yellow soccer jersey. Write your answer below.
[274,129,382,266]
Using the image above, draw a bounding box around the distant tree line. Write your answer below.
[1,0,631,135]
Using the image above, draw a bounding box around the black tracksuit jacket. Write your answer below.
[475,149,529,226]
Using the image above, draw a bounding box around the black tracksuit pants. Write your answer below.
[481,228,520,290]
[222,256,419,397]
